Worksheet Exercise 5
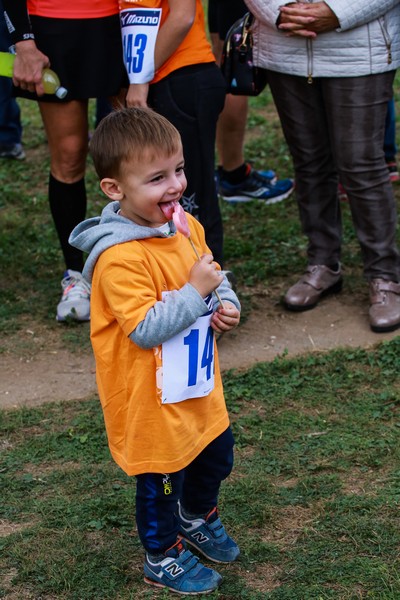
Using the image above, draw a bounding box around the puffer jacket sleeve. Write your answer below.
[246,0,400,31]
[326,0,400,31]
[244,0,281,26]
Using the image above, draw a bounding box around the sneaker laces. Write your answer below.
[245,168,274,189]
[61,272,91,301]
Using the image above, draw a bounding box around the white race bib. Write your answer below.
[161,294,215,404]
[120,8,162,83]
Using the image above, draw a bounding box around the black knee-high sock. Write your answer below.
[49,174,87,272]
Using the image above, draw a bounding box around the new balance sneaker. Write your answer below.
[177,504,240,564]
[218,168,294,204]
[0,143,25,160]
[56,270,91,322]
[144,537,222,595]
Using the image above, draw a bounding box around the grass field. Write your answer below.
[1,341,400,599]
[1,78,400,598]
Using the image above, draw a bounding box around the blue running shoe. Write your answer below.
[144,537,222,595]
[218,168,294,205]
[177,505,240,564]
[257,168,278,183]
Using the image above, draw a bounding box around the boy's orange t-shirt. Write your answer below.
[27,0,119,18]
[119,0,215,83]
[90,215,229,476]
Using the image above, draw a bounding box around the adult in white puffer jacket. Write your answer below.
[245,0,400,333]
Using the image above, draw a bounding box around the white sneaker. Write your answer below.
[56,270,91,322]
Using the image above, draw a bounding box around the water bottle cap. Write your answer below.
[55,86,68,99]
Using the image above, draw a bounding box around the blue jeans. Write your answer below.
[135,427,235,554]
[0,0,22,146]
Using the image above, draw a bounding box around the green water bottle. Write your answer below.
[0,51,68,99]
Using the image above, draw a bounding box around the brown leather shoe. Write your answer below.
[284,264,342,311]
[369,278,400,332]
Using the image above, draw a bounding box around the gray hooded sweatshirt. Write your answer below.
[69,201,240,349]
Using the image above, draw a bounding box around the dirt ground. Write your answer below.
[1,287,399,410]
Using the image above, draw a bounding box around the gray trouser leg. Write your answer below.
[268,70,400,281]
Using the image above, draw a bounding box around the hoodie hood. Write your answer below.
[69,201,176,282]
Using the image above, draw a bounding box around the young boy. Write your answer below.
[70,107,241,595]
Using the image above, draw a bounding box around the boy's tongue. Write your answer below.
[160,200,191,238]
[159,200,178,221]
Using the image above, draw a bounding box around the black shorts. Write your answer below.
[208,0,247,40]
[15,15,128,102]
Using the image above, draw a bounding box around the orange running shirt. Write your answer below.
[90,214,229,476]
[27,0,119,19]
[119,0,215,83]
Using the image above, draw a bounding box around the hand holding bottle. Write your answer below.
[0,43,67,98]
[11,39,67,98]
[12,40,50,95]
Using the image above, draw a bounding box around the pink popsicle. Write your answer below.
[172,202,191,238]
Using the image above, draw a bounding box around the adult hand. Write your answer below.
[125,83,149,107]
[278,2,339,38]
[13,40,50,95]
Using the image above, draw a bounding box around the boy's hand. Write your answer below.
[211,301,240,334]
[189,254,223,298]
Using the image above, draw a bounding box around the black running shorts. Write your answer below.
[15,15,128,102]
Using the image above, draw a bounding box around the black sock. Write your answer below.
[49,174,87,272]
[221,162,249,185]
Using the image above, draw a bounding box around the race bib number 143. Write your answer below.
[120,8,162,83]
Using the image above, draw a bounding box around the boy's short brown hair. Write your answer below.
[90,107,182,180]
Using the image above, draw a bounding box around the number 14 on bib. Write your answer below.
[161,294,215,404]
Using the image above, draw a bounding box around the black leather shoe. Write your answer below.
[369,278,400,332]
[284,264,342,311]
